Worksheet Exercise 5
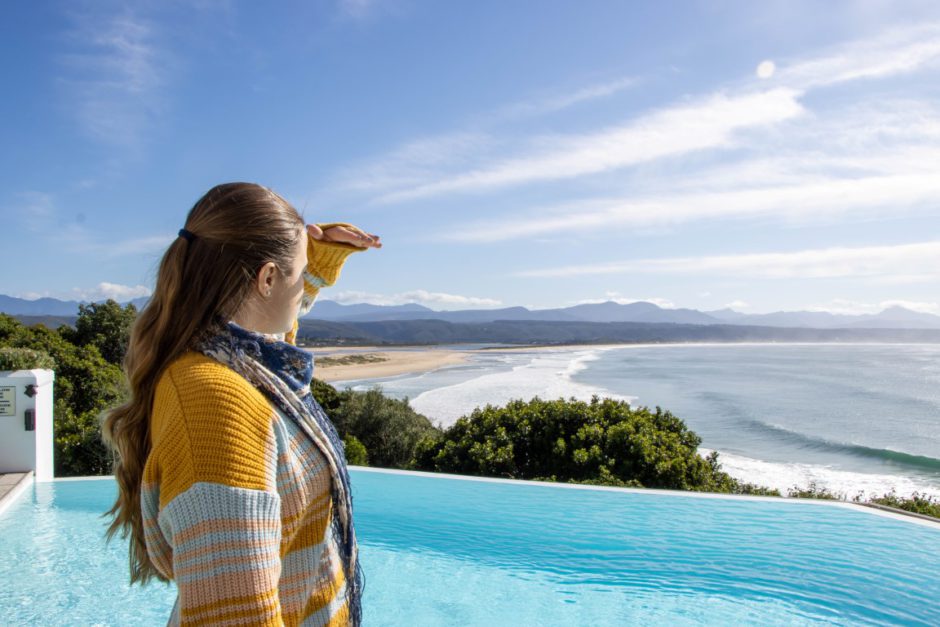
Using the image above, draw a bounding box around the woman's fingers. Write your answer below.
[312,224,382,248]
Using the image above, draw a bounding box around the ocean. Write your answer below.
[331,343,940,499]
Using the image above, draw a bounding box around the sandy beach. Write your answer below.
[311,343,636,383]
[313,349,467,383]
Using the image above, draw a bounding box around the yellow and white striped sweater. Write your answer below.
[142,230,364,626]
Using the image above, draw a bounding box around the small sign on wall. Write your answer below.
[0,386,14,416]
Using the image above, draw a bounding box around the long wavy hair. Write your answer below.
[101,182,304,584]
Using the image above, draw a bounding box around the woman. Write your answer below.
[102,182,381,626]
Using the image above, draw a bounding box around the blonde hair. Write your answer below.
[102,182,304,583]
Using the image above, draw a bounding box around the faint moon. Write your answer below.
[756,60,776,79]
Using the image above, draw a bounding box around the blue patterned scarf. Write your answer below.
[197,319,363,626]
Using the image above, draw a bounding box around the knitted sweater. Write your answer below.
[141,230,365,626]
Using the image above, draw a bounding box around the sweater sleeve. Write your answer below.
[148,356,284,626]
[285,222,367,345]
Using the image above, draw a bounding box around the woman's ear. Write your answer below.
[256,262,278,297]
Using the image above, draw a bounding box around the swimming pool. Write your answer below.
[1,468,938,625]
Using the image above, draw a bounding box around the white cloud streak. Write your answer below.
[515,241,940,281]
[341,22,940,208]
[806,298,940,316]
[778,22,940,89]
[573,292,676,309]
[448,171,940,242]
[493,76,637,120]
[71,282,152,302]
[339,0,379,19]
[330,289,502,309]
[59,8,166,147]
[377,88,804,203]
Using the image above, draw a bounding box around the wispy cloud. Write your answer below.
[58,7,167,147]
[341,20,940,214]
[71,282,152,302]
[515,241,940,281]
[104,234,176,258]
[375,88,804,203]
[329,289,502,309]
[6,190,172,257]
[12,192,56,233]
[328,75,639,201]
[491,76,637,120]
[332,132,497,194]
[806,298,940,316]
[446,93,940,242]
[572,292,676,309]
[448,171,940,242]
[338,0,385,20]
[777,22,940,89]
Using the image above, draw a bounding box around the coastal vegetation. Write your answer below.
[410,396,776,494]
[1,306,937,520]
[787,482,940,519]
[1,308,129,476]
[316,353,389,367]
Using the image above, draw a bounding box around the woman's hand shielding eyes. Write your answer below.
[307,224,382,249]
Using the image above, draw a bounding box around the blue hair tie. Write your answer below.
[178,228,196,242]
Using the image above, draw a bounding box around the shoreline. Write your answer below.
[306,340,940,353]
[314,349,468,383]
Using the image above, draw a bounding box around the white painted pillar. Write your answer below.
[0,369,55,481]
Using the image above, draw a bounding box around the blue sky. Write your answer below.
[2,1,939,315]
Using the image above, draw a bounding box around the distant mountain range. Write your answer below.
[0,294,151,316]
[2,293,939,330]
[304,299,940,330]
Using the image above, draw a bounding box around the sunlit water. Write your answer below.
[1,472,939,625]
[335,343,940,499]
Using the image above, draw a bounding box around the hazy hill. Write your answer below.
[3,293,940,331]
[295,318,940,346]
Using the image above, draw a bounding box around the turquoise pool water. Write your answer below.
[1,469,938,625]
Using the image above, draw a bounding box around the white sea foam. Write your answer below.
[409,348,634,427]
[702,448,940,500]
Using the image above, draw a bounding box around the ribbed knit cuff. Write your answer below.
[308,224,367,286]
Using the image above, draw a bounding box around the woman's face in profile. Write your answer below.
[268,228,308,334]
[236,227,308,335]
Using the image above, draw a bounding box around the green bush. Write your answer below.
[343,435,369,466]
[0,346,56,370]
[312,377,347,413]
[1,312,126,476]
[332,387,440,469]
[413,395,779,494]
[54,400,113,476]
[862,491,940,519]
[313,380,440,469]
[59,299,137,366]
[787,482,842,500]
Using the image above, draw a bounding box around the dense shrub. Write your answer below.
[343,435,369,466]
[0,346,56,370]
[0,312,125,476]
[311,377,346,413]
[312,379,440,469]
[787,482,841,499]
[865,491,940,518]
[327,386,440,469]
[413,395,778,495]
[59,300,137,366]
[54,400,113,476]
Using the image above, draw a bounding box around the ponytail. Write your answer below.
[101,182,305,583]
